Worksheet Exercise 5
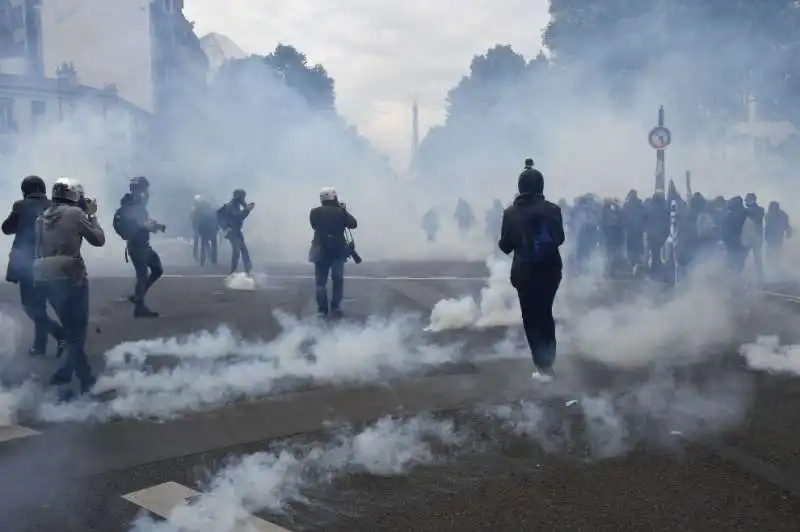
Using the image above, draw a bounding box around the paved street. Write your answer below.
[0,260,799,531]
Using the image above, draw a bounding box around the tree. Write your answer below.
[264,44,336,111]
[445,45,528,121]
[543,0,800,120]
[416,45,550,182]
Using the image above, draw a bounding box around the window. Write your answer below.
[10,6,22,29]
[31,100,45,122]
[0,97,14,131]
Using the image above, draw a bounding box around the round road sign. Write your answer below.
[648,126,671,149]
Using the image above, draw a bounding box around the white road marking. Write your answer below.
[122,481,291,531]
[0,424,40,442]
[156,274,487,281]
[757,290,800,303]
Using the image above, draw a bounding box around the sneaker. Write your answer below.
[134,306,160,318]
[531,370,554,384]
[28,346,46,357]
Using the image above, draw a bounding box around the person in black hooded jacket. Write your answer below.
[498,165,565,382]
[2,175,64,356]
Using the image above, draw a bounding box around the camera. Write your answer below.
[347,241,362,264]
[345,229,362,264]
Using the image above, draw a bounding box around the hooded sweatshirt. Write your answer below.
[33,203,105,283]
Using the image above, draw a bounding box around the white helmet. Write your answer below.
[52,177,82,203]
[319,187,337,202]
[194,194,203,204]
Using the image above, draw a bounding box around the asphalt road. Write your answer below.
[0,261,799,531]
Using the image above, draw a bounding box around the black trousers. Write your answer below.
[129,244,163,304]
[514,271,562,370]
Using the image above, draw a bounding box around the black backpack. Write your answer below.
[517,216,557,264]
[112,206,134,240]
[216,205,230,230]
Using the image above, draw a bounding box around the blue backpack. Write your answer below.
[518,217,556,264]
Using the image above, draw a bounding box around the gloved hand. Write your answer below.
[84,198,97,216]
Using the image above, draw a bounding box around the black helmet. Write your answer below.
[21,175,46,197]
[523,157,534,169]
[129,175,150,193]
[233,189,246,200]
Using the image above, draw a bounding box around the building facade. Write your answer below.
[0,62,150,177]
[0,0,207,115]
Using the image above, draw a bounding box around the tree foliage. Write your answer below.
[417,1,800,180]
[215,44,335,112]
[544,0,800,119]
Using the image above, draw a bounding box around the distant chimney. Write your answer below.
[55,62,78,86]
[410,100,419,171]
[746,93,758,124]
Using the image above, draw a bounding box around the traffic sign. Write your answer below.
[648,126,671,149]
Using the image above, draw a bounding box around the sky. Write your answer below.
[184,1,550,169]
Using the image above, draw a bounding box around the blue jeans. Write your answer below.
[314,256,345,314]
[42,278,94,388]
[19,274,63,352]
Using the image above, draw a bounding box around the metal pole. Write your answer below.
[685,170,692,197]
[655,106,665,194]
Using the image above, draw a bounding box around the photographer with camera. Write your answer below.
[114,176,165,318]
[33,178,105,399]
[217,188,254,275]
[309,187,358,318]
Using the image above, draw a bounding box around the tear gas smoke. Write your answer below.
[427,255,519,331]
[2,4,799,270]
[129,415,467,532]
[428,255,739,368]
[740,335,800,376]
[36,312,465,422]
[489,368,750,458]
[223,272,257,291]
[129,367,750,531]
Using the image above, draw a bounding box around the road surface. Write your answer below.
[0,261,799,531]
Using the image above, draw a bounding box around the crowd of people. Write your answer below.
[0,161,792,398]
[1,175,359,401]
[559,188,792,283]
[493,158,793,384]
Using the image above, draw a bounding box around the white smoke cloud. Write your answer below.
[428,257,738,369]
[740,335,800,376]
[129,415,468,532]
[129,363,750,531]
[427,255,519,331]
[488,367,750,458]
[223,272,257,291]
[35,312,464,422]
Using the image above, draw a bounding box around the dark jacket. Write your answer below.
[192,201,218,234]
[723,205,748,248]
[498,193,565,282]
[2,192,51,282]
[120,193,153,246]
[220,200,251,234]
[309,201,358,258]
